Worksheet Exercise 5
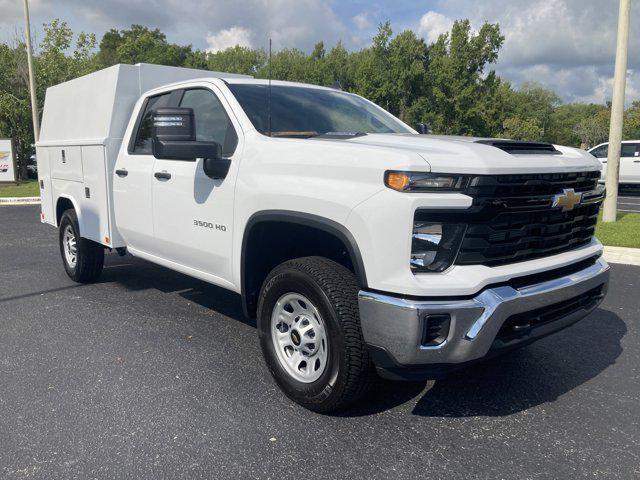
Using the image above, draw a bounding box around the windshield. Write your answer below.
[228,84,413,137]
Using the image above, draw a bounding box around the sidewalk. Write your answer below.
[0,196,41,206]
[603,246,640,267]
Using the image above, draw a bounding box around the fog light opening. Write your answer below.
[421,314,451,347]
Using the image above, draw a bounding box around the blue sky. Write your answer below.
[2,0,638,104]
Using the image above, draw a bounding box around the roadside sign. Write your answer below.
[0,139,17,182]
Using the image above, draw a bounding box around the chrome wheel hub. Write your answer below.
[271,293,328,383]
[63,225,77,268]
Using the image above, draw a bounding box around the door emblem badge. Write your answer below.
[552,188,583,212]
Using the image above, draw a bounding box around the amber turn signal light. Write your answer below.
[385,172,410,191]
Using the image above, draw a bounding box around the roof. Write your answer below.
[224,77,343,91]
[38,63,251,145]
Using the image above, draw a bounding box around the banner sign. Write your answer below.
[0,139,16,182]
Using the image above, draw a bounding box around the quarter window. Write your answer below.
[132,92,172,154]
[179,89,238,156]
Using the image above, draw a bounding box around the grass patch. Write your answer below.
[596,212,640,248]
[0,180,40,198]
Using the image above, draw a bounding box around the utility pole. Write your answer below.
[23,0,40,143]
[603,0,631,223]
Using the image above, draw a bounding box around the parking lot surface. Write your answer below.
[617,190,640,213]
[1,205,639,479]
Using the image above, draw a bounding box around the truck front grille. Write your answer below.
[414,171,603,267]
[456,202,600,265]
[456,171,602,266]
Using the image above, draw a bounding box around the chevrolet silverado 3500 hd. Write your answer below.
[37,64,609,412]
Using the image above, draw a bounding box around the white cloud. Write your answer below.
[206,26,252,53]
[1,0,350,53]
[428,0,640,103]
[418,11,454,44]
[352,12,371,31]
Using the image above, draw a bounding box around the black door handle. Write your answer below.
[115,168,128,177]
[154,171,171,180]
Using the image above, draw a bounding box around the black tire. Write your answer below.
[59,209,104,283]
[257,256,374,413]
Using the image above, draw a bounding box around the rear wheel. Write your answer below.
[59,209,104,283]
[257,256,374,413]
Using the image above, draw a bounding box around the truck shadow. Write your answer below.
[100,254,626,419]
[344,309,625,418]
[100,254,249,324]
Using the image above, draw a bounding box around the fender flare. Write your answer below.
[55,194,83,234]
[240,210,369,315]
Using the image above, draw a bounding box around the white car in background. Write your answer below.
[589,141,640,185]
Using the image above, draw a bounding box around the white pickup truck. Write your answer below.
[37,63,609,412]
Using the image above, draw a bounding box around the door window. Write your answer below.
[621,144,639,157]
[179,89,238,156]
[132,92,173,154]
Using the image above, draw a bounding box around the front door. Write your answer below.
[150,86,241,286]
[113,91,174,253]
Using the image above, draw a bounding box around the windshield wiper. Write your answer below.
[269,131,319,138]
[310,132,368,139]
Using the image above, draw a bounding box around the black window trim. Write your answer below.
[178,86,239,158]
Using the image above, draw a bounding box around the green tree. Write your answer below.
[413,19,504,135]
[548,103,608,146]
[96,25,191,67]
[502,82,560,141]
[624,101,640,139]
[503,116,544,141]
[206,46,266,76]
[0,20,97,177]
[573,109,610,148]
[351,22,394,111]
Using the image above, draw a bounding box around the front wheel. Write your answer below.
[257,257,374,413]
[59,209,104,283]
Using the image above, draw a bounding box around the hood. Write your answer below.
[315,133,601,175]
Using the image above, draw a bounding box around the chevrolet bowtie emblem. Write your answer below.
[552,188,583,211]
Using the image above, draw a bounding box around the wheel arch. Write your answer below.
[55,195,81,230]
[240,210,368,318]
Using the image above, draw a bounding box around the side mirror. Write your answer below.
[202,156,231,180]
[152,107,195,141]
[151,107,230,179]
[416,122,432,135]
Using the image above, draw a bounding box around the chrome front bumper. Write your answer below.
[358,258,610,376]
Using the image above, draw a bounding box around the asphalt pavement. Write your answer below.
[1,205,639,480]
[617,189,640,213]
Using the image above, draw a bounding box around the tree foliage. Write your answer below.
[1,18,637,179]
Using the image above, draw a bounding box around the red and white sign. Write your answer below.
[0,139,16,182]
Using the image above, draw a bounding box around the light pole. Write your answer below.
[23,0,39,143]
[602,0,631,223]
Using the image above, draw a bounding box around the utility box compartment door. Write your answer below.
[35,147,54,225]
[80,145,111,245]
[51,146,83,182]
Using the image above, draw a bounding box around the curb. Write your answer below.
[603,246,640,267]
[0,197,41,206]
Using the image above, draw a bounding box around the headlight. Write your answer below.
[411,222,466,273]
[385,171,470,192]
